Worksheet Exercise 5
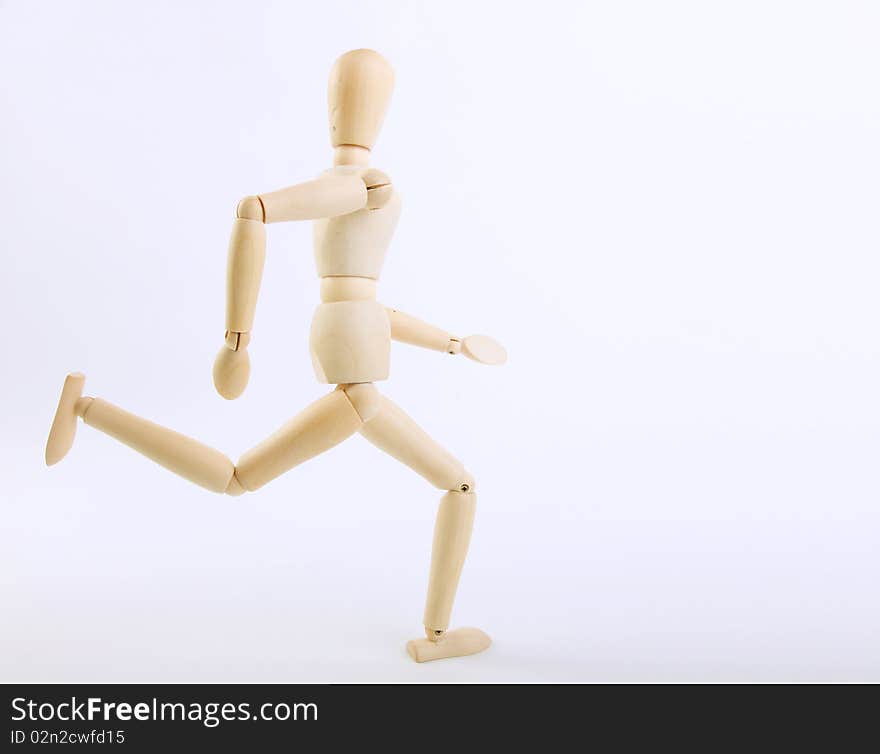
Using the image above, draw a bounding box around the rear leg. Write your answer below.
[45,374,367,495]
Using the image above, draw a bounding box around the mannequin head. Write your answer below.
[328,49,394,162]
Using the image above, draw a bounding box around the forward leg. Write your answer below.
[359,394,490,662]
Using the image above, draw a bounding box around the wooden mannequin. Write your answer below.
[45,49,505,663]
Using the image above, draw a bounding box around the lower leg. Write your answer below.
[80,396,239,494]
[47,373,241,494]
[423,490,477,634]
[406,489,490,662]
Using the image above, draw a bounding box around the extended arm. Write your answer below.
[213,171,376,399]
[386,308,507,365]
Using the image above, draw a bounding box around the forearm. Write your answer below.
[387,308,460,354]
[225,215,266,336]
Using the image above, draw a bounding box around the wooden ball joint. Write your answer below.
[45,49,505,664]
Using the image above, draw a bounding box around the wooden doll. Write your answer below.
[46,49,506,662]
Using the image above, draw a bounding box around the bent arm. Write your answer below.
[215,172,374,399]
[225,171,372,337]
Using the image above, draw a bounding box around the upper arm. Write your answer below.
[250,166,395,223]
[257,172,368,223]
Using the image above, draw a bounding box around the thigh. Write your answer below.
[359,395,472,492]
[235,389,362,491]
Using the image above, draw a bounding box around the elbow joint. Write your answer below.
[236,195,265,222]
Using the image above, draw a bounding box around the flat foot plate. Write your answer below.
[406,627,491,663]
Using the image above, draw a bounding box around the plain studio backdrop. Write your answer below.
[2,1,878,683]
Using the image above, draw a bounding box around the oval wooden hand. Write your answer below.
[461,335,507,365]
[213,345,250,399]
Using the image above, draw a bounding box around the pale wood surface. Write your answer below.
[212,344,251,400]
[333,144,370,166]
[81,398,236,493]
[461,334,508,365]
[225,218,266,333]
[235,389,361,491]
[359,396,471,491]
[320,276,376,303]
[423,490,477,631]
[387,308,455,352]
[406,627,491,663]
[45,372,85,465]
[328,49,394,149]
[259,172,367,223]
[309,300,391,384]
[339,382,381,422]
[312,184,401,279]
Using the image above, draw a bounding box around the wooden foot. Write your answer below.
[45,373,86,465]
[406,627,491,663]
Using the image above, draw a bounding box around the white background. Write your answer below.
[2,1,878,682]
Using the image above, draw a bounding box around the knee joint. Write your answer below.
[225,469,247,496]
[451,472,475,494]
[341,383,382,422]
